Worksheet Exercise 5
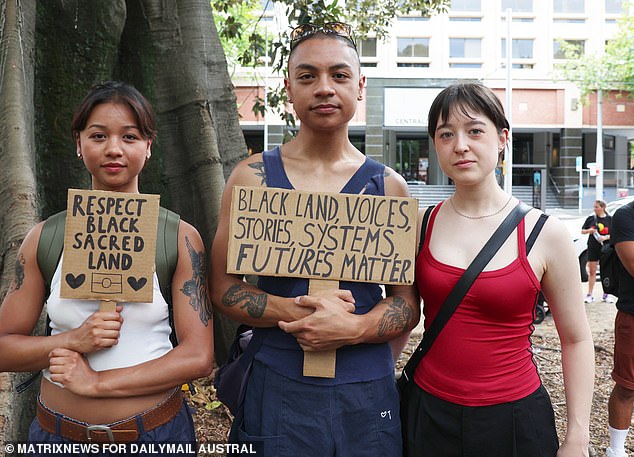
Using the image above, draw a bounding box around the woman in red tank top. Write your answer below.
[400,83,594,457]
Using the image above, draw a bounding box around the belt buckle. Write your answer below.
[86,424,115,443]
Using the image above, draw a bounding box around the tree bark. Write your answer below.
[0,0,40,444]
[34,0,127,218]
[0,0,246,444]
[119,0,246,363]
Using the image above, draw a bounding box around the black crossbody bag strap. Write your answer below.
[526,213,549,255]
[417,205,435,255]
[400,201,531,383]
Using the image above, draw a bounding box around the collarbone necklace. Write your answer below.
[449,194,513,220]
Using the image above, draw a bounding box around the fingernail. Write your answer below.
[295,296,301,304]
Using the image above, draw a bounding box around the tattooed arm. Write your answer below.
[210,154,321,327]
[278,283,419,351]
[0,222,125,372]
[47,220,215,398]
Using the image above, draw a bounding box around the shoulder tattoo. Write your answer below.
[221,284,267,319]
[377,296,413,337]
[179,236,212,326]
[248,161,266,186]
[8,253,25,294]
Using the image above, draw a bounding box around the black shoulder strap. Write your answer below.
[417,205,435,255]
[526,213,549,255]
[401,202,531,384]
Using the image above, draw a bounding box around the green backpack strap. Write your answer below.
[19,211,67,394]
[36,208,180,303]
[156,207,180,316]
[19,206,182,395]
[37,210,67,294]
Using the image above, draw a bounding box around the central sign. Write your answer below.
[227,186,417,285]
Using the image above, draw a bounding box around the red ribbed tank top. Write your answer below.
[413,203,542,406]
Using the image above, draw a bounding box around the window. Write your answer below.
[450,0,481,11]
[554,0,585,13]
[450,63,482,68]
[605,0,624,14]
[553,18,586,23]
[358,38,378,68]
[450,38,481,58]
[397,16,430,22]
[358,38,377,58]
[449,17,482,21]
[449,38,481,68]
[501,0,532,12]
[553,39,585,59]
[501,38,533,59]
[397,38,430,67]
[397,38,429,58]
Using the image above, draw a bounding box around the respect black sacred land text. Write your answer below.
[70,194,148,271]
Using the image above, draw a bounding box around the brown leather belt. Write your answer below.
[36,389,183,443]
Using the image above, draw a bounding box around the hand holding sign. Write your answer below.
[279,289,356,350]
[68,305,123,353]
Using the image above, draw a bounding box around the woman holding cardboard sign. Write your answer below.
[400,82,594,457]
[210,22,419,457]
[0,82,213,449]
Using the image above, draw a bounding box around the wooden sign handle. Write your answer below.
[303,279,339,378]
[99,300,116,312]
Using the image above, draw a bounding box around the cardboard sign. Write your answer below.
[227,186,417,285]
[227,186,418,378]
[60,189,160,303]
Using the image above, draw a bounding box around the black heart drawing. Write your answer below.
[127,277,147,291]
[65,273,85,289]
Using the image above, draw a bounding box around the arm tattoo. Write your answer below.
[8,253,25,294]
[179,236,212,326]
[222,284,267,319]
[248,161,267,186]
[377,296,413,337]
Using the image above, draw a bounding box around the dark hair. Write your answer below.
[427,82,509,139]
[71,81,157,141]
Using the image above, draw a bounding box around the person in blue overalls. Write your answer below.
[210,22,419,457]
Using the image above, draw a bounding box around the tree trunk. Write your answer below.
[35,0,127,218]
[0,0,247,444]
[119,0,246,364]
[0,0,40,444]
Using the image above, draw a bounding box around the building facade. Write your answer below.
[233,0,634,207]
